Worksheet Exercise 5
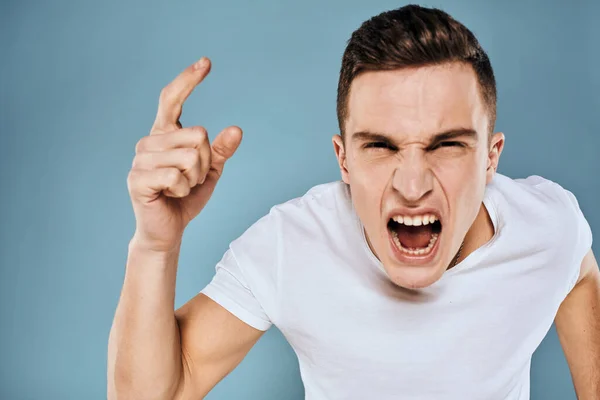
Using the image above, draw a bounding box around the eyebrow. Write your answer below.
[350,128,478,146]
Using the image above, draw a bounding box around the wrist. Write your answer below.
[128,233,183,255]
[127,237,182,268]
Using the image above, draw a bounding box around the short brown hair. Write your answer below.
[337,4,496,139]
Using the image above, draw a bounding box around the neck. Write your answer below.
[454,202,495,266]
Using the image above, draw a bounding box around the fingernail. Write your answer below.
[194,57,208,70]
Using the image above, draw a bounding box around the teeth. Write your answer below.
[392,214,439,226]
[391,232,439,256]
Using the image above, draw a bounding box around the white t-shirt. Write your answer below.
[201,173,593,400]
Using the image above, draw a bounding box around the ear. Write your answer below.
[486,132,505,184]
[332,134,350,184]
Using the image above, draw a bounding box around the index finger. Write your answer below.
[151,57,212,134]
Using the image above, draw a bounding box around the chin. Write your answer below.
[382,263,446,289]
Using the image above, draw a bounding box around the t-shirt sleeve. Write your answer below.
[561,187,594,294]
[200,248,272,331]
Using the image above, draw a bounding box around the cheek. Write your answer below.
[347,154,392,197]
[349,152,390,180]
[435,155,486,221]
[431,153,486,209]
[347,156,389,228]
[431,150,484,183]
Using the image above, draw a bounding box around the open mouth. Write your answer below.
[387,214,442,256]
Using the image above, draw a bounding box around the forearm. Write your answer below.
[108,239,183,400]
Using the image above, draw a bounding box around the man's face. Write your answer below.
[333,62,504,289]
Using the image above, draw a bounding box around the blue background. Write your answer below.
[1,0,598,399]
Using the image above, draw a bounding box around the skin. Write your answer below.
[555,249,600,399]
[332,60,600,396]
[108,58,264,400]
[333,62,504,289]
[109,58,599,399]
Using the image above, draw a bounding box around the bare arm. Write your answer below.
[555,249,600,400]
[108,242,182,399]
[108,57,264,399]
[107,240,263,400]
[173,290,264,399]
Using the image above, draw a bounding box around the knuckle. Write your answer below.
[159,86,173,104]
[135,137,147,153]
[193,127,209,147]
[212,141,226,156]
[165,168,180,184]
[183,148,200,166]
[126,169,139,189]
[131,153,145,169]
[193,126,208,138]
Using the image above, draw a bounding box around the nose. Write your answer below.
[391,149,433,204]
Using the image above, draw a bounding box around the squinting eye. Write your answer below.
[439,141,464,148]
[364,142,394,150]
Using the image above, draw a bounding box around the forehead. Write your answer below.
[346,63,487,138]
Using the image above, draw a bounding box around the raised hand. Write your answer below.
[127,57,242,252]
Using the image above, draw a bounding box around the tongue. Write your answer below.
[395,224,433,249]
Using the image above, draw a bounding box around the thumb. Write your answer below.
[210,125,243,175]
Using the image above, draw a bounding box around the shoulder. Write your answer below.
[229,181,349,260]
[269,181,350,223]
[490,173,584,217]
[246,180,348,231]
[220,181,350,313]
[517,175,588,221]
[488,173,592,254]
[490,173,592,273]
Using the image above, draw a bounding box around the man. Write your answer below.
[108,4,599,400]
